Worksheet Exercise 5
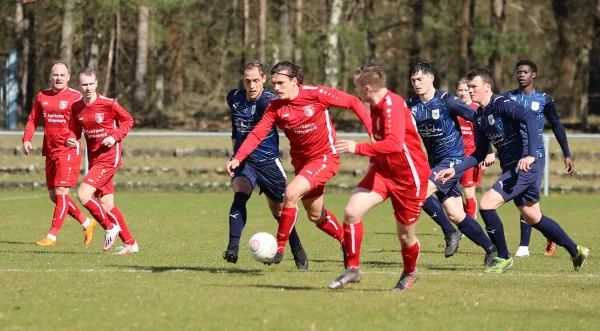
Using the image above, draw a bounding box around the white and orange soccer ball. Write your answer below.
[248,232,277,263]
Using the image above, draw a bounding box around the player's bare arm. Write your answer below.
[335,140,357,154]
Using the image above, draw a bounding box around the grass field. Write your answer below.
[0,191,597,330]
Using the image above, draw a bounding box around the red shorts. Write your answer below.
[460,165,482,187]
[45,151,82,190]
[83,163,119,197]
[292,155,340,200]
[358,168,425,225]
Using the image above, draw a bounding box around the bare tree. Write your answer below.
[489,0,506,92]
[84,0,99,70]
[324,0,343,88]
[155,40,166,127]
[294,0,303,62]
[103,27,115,96]
[135,5,150,108]
[241,0,249,66]
[258,0,266,61]
[278,0,293,60]
[60,0,74,67]
[459,0,471,75]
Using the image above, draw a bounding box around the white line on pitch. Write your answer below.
[0,195,44,202]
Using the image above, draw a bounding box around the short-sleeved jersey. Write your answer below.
[234,84,372,163]
[457,102,480,156]
[407,90,475,166]
[22,88,82,157]
[70,94,134,168]
[354,91,430,197]
[227,88,279,163]
[473,95,536,170]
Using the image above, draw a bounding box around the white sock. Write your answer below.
[82,218,91,229]
[47,234,57,241]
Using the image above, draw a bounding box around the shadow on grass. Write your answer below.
[112,265,264,275]
[0,241,32,245]
[370,232,438,237]
[422,264,479,271]
[0,249,102,255]
[248,284,319,291]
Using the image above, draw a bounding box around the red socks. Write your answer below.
[316,209,344,243]
[66,195,88,224]
[343,221,364,269]
[84,199,113,230]
[107,207,135,245]
[48,194,69,237]
[276,207,299,254]
[464,197,477,220]
[401,241,420,274]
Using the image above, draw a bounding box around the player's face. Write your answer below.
[78,74,98,99]
[49,64,70,92]
[243,67,266,101]
[516,65,536,88]
[467,76,489,105]
[456,83,471,103]
[410,71,434,96]
[271,73,297,100]
[353,74,368,101]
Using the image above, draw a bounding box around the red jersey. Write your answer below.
[22,88,82,157]
[457,102,480,156]
[234,84,373,162]
[69,94,134,168]
[354,91,429,197]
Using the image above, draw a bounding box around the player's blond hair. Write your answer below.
[355,65,387,90]
[456,77,470,89]
[77,68,97,81]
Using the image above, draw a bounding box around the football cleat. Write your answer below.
[393,269,420,292]
[572,245,590,271]
[103,225,121,251]
[544,241,557,257]
[223,244,239,264]
[35,237,56,247]
[444,229,462,258]
[83,218,97,245]
[328,268,362,290]
[113,242,139,255]
[515,246,530,257]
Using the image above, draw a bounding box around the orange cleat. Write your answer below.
[544,241,557,256]
[35,237,56,247]
[83,218,98,245]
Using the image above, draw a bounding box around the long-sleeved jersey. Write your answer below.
[227,88,279,163]
[457,102,481,156]
[407,90,476,166]
[22,88,82,157]
[233,84,373,162]
[69,94,134,168]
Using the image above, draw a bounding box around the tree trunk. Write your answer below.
[103,27,115,96]
[324,0,343,89]
[279,0,293,60]
[24,9,35,119]
[20,7,31,120]
[364,0,376,64]
[406,0,424,98]
[14,0,23,122]
[84,0,99,70]
[468,0,476,59]
[489,0,506,93]
[155,41,166,128]
[258,0,267,61]
[241,0,249,68]
[294,0,303,63]
[60,0,74,67]
[588,0,600,120]
[459,0,471,75]
[135,5,150,109]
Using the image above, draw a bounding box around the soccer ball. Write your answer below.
[248,232,277,263]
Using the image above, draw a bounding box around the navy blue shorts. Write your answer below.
[232,159,287,203]
[430,158,465,203]
[492,160,541,207]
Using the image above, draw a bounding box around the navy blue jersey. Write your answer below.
[502,89,571,158]
[227,89,279,163]
[407,90,476,166]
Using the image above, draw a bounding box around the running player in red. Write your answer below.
[455,78,494,219]
[22,61,96,246]
[67,68,139,255]
[328,65,430,292]
[226,61,373,265]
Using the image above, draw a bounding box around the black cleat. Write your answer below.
[444,229,462,258]
[292,247,308,270]
[264,252,284,265]
[223,245,239,264]
[483,245,498,267]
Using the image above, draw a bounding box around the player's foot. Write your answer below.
[444,229,462,258]
[264,252,284,265]
[515,245,530,257]
[341,244,348,269]
[328,267,362,290]
[291,247,308,270]
[572,245,590,271]
[83,218,97,245]
[103,225,121,251]
[485,256,514,273]
[113,242,139,255]
[544,241,557,257]
[392,269,420,292]
[35,237,56,247]
[483,245,498,267]
[223,244,239,264]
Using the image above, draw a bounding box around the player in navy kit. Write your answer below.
[223,60,307,269]
[436,68,589,274]
[501,60,574,258]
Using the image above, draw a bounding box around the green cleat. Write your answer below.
[485,257,514,273]
[572,245,590,271]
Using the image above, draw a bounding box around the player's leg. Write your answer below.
[426,166,462,257]
[99,193,138,255]
[393,210,421,292]
[461,166,479,219]
[266,195,308,270]
[423,179,456,237]
[223,170,254,263]
[36,159,59,246]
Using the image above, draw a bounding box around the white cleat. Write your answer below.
[103,225,121,251]
[515,246,530,257]
[113,242,139,255]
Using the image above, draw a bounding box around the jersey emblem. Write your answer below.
[250,105,256,115]
[531,101,540,111]
[432,109,440,119]
[488,114,495,125]
[95,113,104,123]
[59,100,69,110]
[303,105,315,117]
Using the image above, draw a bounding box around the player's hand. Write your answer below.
[226,159,240,177]
[335,140,357,154]
[518,156,535,172]
[483,153,495,167]
[66,138,77,148]
[434,168,456,184]
[479,162,488,171]
[101,136,116,148]
[369,134,377,144]
[22,141,33,156]
[564,156,574,175]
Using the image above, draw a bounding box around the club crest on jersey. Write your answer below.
[95,113,104,123]
[303,105,315,117]
[432,109,440,119]
[59,100,68,110]
[531,101,540,111]
[250,105,256,115]
[488,114,495,125]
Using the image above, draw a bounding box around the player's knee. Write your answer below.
[76,188,90,205]
[306,210,322,223]
[283,188,301,206]
[54,187,69,195]
[344,204,362,223]
[48,192,57,203]
[100,201,114,212]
